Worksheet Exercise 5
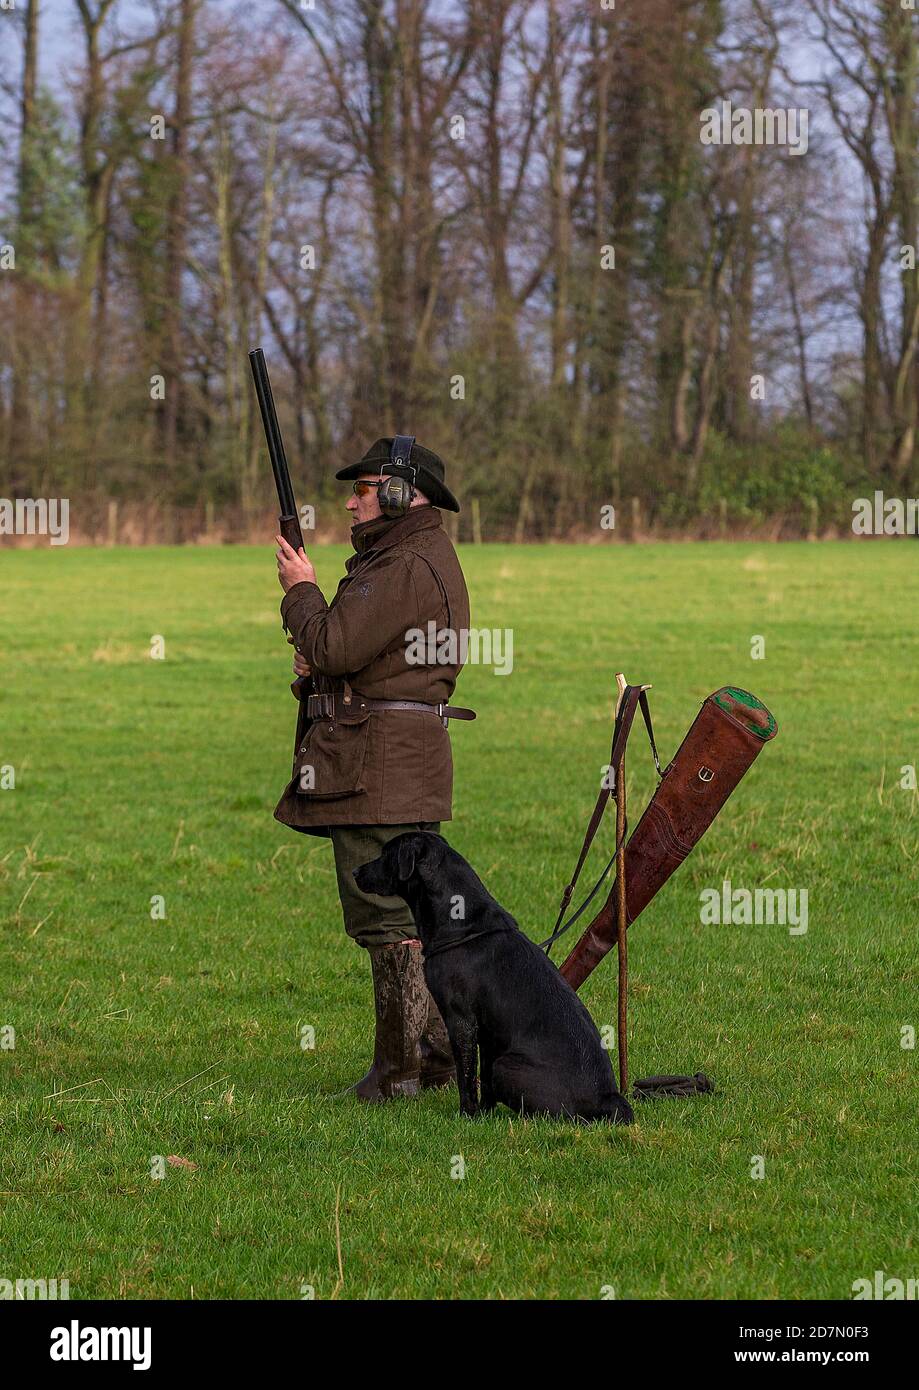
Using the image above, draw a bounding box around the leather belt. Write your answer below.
[306,692,476,728]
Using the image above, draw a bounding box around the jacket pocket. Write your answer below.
[290,709,372,799]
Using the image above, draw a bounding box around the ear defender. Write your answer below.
[378,435,417,518]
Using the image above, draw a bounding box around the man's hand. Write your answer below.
[286,635,311,678]
[276,534,317,592]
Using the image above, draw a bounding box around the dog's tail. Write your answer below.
[632,1072,714,1101]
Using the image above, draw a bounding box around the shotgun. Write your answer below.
[248,346,307,695]
[248,346,304,554]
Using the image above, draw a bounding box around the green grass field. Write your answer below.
[1,540,916,1300]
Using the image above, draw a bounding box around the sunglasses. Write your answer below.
[352,480,384,498]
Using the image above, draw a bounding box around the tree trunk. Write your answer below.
[726,148,757,444]
[10,0,40,485]
[883,4,919,484]
[572,16,610,452]
[160,0,197,458]
[547,0,571,393]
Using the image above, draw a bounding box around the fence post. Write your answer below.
[471,496,483,544]
[807,496,818,541]
[718,496,727,538]
[630,495,640,541]
[107,499,118,547]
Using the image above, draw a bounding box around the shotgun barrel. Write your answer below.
[248,347,304,552]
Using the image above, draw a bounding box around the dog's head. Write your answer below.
[353,831,448,899]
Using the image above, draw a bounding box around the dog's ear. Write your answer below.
[413,833,447,879]
[396,836,418,882]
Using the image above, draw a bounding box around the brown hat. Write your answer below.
[335,438,460,513]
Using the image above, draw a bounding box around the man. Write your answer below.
[273,437,472,1101]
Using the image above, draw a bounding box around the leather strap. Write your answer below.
[306,692,476,724]
[361,698,476,721]
[541,683,660,955]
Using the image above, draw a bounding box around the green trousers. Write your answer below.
[330,822,440,949]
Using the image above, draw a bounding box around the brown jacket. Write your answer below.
[274,505,470,836]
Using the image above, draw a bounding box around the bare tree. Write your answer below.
[10,0,40,485]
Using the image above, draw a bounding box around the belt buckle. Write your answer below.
[436,701,447,728]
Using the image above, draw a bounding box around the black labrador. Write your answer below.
[354,832,633,1124]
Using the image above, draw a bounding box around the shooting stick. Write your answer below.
[613,673,629,1095]
[613,672,653,1095]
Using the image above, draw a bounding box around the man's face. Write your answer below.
[346,472,385,526]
